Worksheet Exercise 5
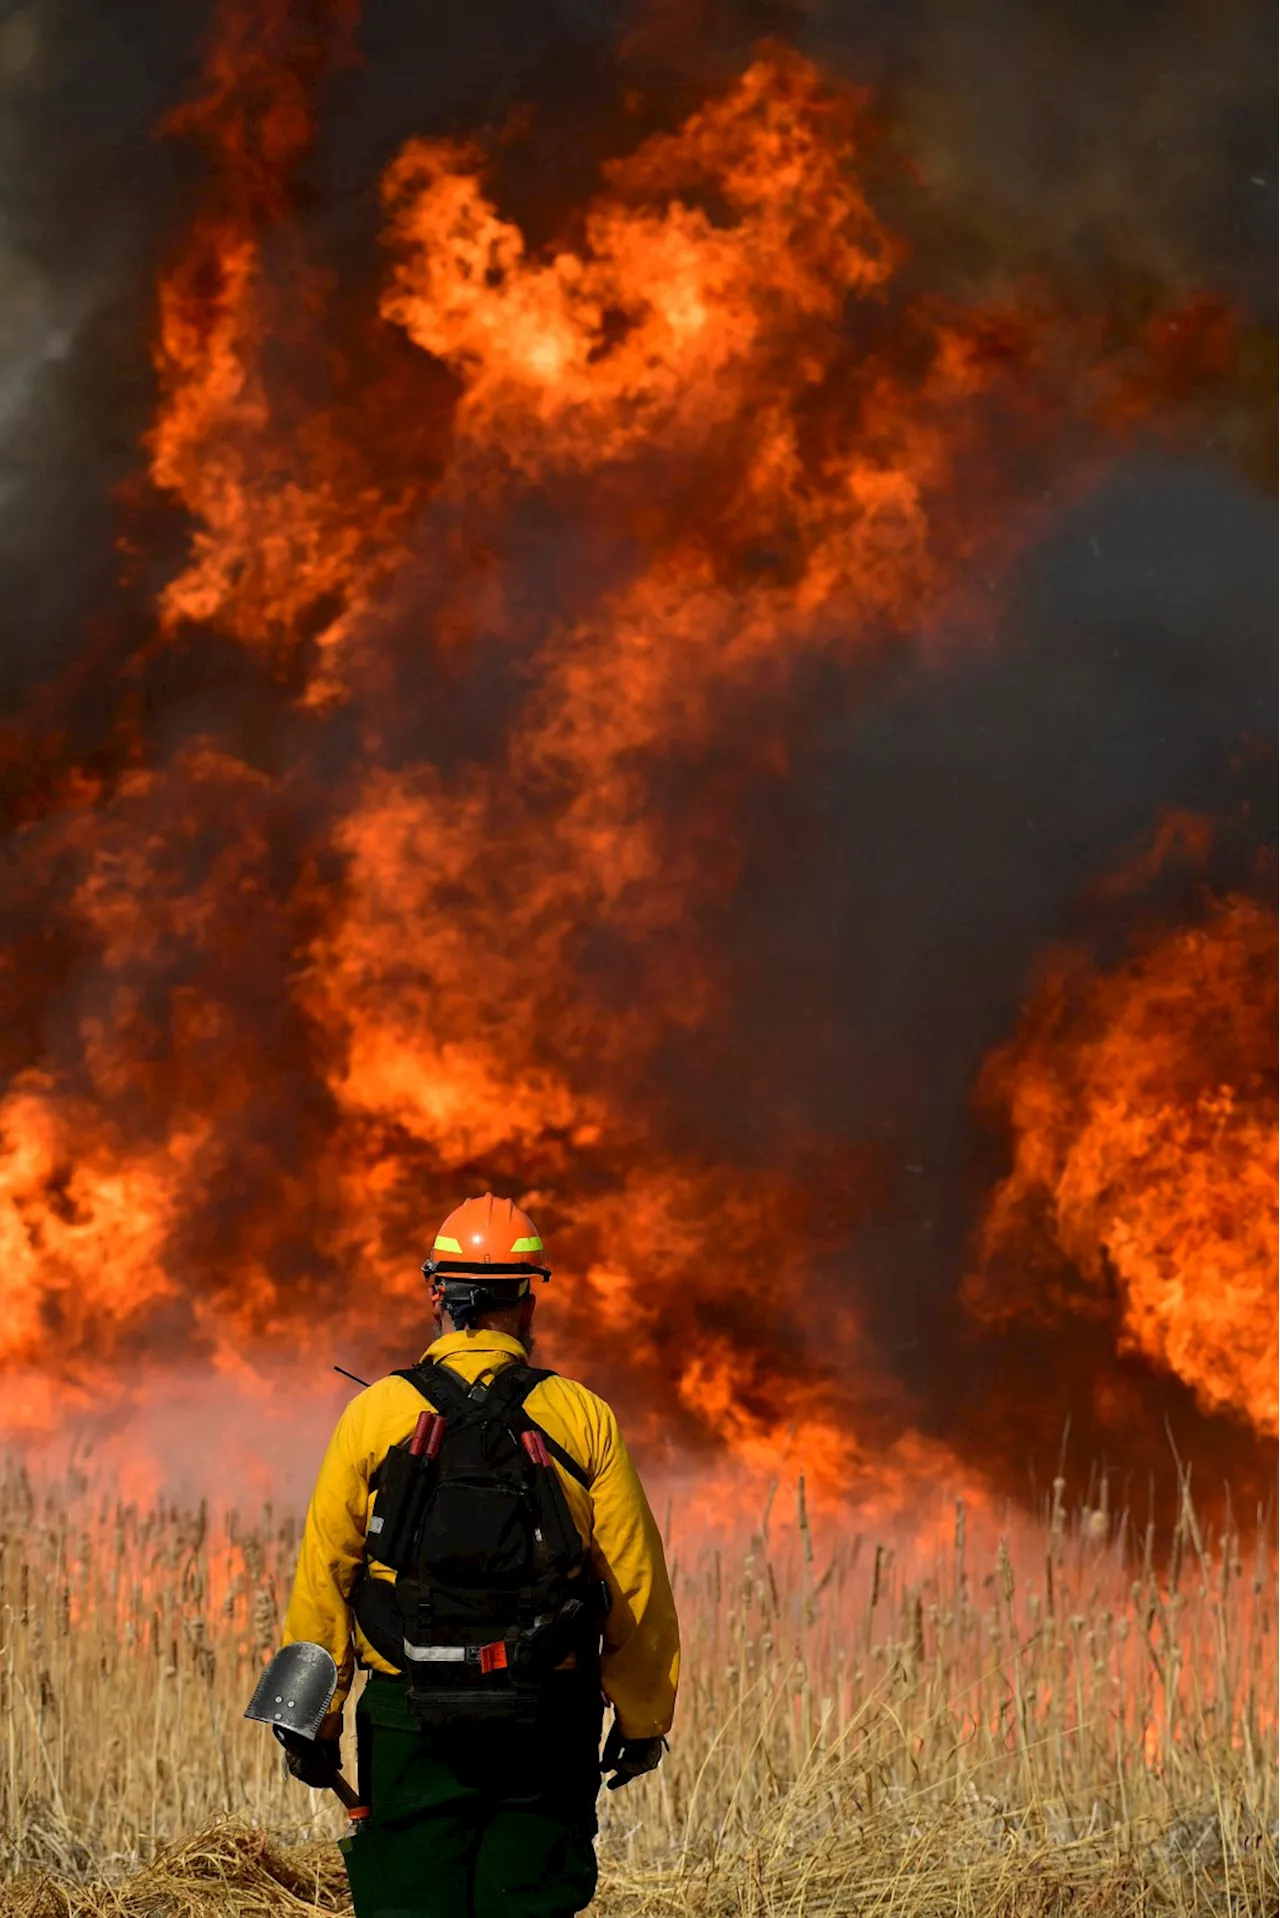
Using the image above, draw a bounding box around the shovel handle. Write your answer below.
[331,1773,368,1815]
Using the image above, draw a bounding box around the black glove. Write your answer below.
[601,1719,667,1791]
[274,1725,342,1789]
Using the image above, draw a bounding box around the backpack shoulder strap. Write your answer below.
[534,1428,591,1491]
[482,1365,592,1491]
[479,1362,546,1416]
[392,1360,591,1490]
[392,1362,472,1414]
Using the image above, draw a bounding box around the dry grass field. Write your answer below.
[0,1461,1274,1915]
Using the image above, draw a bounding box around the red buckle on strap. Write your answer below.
[479,1641,508,1674]
[521,1429,550,1467]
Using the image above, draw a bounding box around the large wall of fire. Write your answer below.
[0,0,1273,1507]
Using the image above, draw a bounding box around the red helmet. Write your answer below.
[422,1195,551,1319]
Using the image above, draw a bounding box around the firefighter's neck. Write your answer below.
[433,1295,536,1355]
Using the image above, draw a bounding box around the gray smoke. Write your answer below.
[0,0,205,707]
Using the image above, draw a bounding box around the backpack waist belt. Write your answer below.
[403,1640,512,1673]
[352,1571,597,1675]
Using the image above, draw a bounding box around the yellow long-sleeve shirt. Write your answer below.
[282,1329,679,1739]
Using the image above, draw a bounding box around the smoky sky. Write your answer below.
[0,0,1274,1495]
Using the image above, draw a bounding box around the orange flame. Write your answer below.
[0,12,1251,1504]
[966,892,1278,1437]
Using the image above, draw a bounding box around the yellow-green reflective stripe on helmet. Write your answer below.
[433,1235,463,1253]
[510,1236,543,1253]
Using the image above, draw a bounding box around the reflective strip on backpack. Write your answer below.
[401,1643,468,1663]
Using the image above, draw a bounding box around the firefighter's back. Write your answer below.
[278,1195,678,1918]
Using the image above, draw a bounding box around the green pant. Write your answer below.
[342,1674,602,1918]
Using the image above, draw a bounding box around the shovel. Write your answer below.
[246,1642,369,1817]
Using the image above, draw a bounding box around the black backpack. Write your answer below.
[352,1361,604,1724]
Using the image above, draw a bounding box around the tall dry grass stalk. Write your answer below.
[0,1459,1274,1913]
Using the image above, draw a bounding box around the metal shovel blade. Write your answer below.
[245,1641,339,1740]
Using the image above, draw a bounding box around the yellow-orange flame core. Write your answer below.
[381,53,896,469]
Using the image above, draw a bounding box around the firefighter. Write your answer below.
[278,1194,679,1918]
